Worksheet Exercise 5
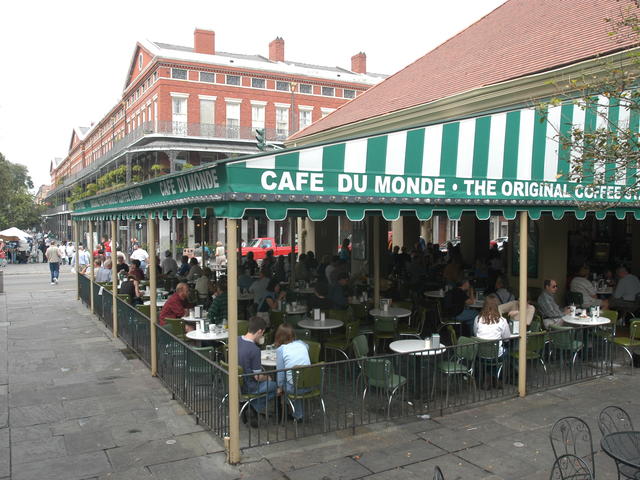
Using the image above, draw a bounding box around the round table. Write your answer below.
[284,305,308,316]
[238,293,254,302]
[186,330,229,342]
[298,318,344,331]
[143,299,167,307]
[389,339,447,356]
[425,290,445,299]
[293,288,315,295]
[370,307,411,319]
[261,349,277,367]
[597,286,614,296]
[601,431,640,474]
[182,316,207,325]
[469,300,485,309]
[562,315,611,326]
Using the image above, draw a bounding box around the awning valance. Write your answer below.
[72,100,640,221]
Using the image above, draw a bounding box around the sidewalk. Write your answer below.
[0,263,637,479]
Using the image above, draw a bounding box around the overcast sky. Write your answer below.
[0,0,505,189]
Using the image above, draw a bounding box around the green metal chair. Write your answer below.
[399,306,425,339]
[163,318,187,341]
[220,362,271,428]
[326,308,353,323]
[293,328,311,341]
[529,313,543,332]
[613,319,640,370]
[236,319,249,336]
[511,331,547,375]
[324,321,360,360]
[360,357,407,419]
[549,324,584,373]
[351,303,373,335]
[373,316,398,354]
[566,291,584,308]
[136,305,151,318]
[437,336,477,406]
[117,293,131,304]
[285,363,327,434]
[352,334,369,358]
[302,340,321,364]
[475,338,505,387]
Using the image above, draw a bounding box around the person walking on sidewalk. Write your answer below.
[46,240,62,285]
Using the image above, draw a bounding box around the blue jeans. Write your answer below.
[284,382,311,420]
[245,379,277,413]
[49,262,60,282]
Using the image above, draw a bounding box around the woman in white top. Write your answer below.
[474,294,511,356]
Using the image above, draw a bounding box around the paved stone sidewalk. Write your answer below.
[1,263,638,479]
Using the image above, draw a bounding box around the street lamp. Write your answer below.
[290,81,298,135]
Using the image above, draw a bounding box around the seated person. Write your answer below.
[161,250,178,277]
[177,255,190,278]
[128,259,145,282]
[118,274,143,306]
[95,259,113,283]
[256,279,286,323]
[569,265,607,309]
[159,282,193,329]
[275,323,311,421]
[238,317,277,427]
[195,267,213,307]
[186,257,203,281]
[494,276,515,304]
[242,251,259,277]
[537,279,569,328]
[609,266,640,310]
[474,294,511,357]
[307,282,333,310]
[249,268,270,309]
[443,279,477,336]
[328,272,350,310]
[493,276,534,327]
[294,254,311,283]
[207,278,228,325]
[116,254,129,275]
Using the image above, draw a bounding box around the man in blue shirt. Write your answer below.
[328,272,350,310]
[237,316,277,427]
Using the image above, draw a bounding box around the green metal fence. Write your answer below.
[116,299,152,367]
[78,274,90,306]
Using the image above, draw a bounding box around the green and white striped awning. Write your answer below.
[73,99,640,221]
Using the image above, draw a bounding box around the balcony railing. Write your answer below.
[48,121,284,197]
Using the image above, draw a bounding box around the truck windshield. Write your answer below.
[247,239,262,248]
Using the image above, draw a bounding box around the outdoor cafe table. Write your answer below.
[389,339,447,403]
[186,329,229,344]
[143,299,167,307]
[561,315,611,326]
[425,290,445,299]
[369,307,411,319]
[298,318,344,332]
[284,305,308,316]
[261,349,277,368]
[600,431,640,477]
[292,287,315,296]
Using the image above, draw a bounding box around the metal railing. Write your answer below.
[78,274,90,306]
[75,282,616,448]
[116,300,152,367]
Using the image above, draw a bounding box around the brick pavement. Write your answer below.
[0,263,637,479]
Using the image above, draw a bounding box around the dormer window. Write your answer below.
[138,53,143,69]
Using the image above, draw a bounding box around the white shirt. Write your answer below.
[569,276,598,307]
[614,274,640,301]
[130,248,149,262]
[474,315,511,356]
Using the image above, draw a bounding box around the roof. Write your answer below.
[139,39,386,86]
[292,0,640,140]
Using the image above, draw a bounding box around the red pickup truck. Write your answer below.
[241,237,296,260]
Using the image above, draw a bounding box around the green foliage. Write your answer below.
[0,152,44,230]
[182,162,194,170]
[150,164,163,177]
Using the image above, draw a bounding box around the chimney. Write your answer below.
[194,29,215,55]
[351,52,367,74]
[269,37,285,62]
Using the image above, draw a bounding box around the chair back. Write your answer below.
[598,405,634,435]
[164,318,186,338]
[344,321,360,343]
[327,308,353,323]
[566,291,584,308]
[549,324,577,350]
[374,316,398,335]
[117,293,131,304]
[269,310,285,329]
[352,334,369,358]
[446,324,458,347]
[192,346,214,361]
[293,328,311,340]
[599,309,618,324]
[236,320,249,336]
[530,313,543,332]
[527,331,547,355]
[549,454,593,480]
[456,336,478,365]
[221,361,244,388]
[303,340,321,364]
[433,465,445,480]
[350,303,368,323]
[293,363,324,390]
[476,338,500,360]
[136,305,151,317]
[549,416,595,474]
[630,319,640,341]
[364,358,394,388]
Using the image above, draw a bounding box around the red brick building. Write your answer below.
[45,29,385,240]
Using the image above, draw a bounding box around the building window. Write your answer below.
[251,104,265,131]
[321,107,335,118]
[200,71,215,83]
[343,89,355,99]
[153,71,158,82]
[171,68,187,80]
[138,53,143,69]
[226,75,241,86]
[226,102,240,138]
[299,84,312,94]
[276,81,290,91]
[200,99,215,136]
[171,95,188,135]
[276,106,289,138]
[251,78,265,89]
[299,108,312,130]
[321,86,335,97]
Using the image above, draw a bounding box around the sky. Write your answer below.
[0,0,506,190]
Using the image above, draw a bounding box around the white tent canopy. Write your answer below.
[0,227,32,241]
